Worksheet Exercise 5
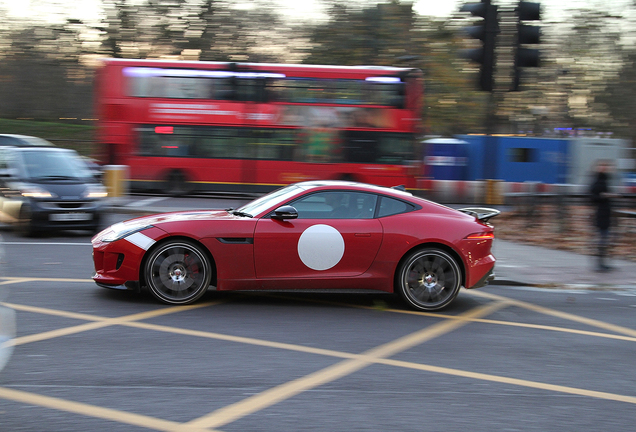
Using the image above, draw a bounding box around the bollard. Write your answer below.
[485,179,504,206]
[103,165,129,198]
[555,190,566,233]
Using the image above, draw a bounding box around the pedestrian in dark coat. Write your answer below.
[589,160,615,272]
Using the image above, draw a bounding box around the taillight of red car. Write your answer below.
[465,232,495,240]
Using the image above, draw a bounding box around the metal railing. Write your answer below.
[504,190,636,234]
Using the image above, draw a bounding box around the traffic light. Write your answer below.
[513,1,541,91]
[459,0,499,92]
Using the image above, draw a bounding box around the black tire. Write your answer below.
[88,214,102,235]
[16,204,36,237]
[144,240,212,305]
[396,248,462,311]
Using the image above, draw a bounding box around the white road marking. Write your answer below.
[127,197,167,207]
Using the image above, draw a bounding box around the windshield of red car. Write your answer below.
[234,185,302,217]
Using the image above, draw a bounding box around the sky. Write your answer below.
[0,0,632,24]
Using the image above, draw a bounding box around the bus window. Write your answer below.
[377,135,413,164]
[251,129,296,161]
[267,78,403,106]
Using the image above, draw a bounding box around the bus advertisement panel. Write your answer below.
[94,58,425,195]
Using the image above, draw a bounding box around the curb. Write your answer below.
[489,279,636,291]
[488,279,528,287]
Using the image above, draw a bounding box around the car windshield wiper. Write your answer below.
[227,209,253,218]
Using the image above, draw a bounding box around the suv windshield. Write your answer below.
[17,136,55,147]
[18,149,93,181]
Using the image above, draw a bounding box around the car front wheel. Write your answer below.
[145,240,212,305]
[396,248,462,311]
[16,204,36,237]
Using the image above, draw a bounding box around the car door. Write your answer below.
[254,191,382,279]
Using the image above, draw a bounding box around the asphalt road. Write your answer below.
[0,197,635,431]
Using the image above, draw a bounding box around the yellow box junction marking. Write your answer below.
[0,386,214,432]
[0,277,635,431]
[184,300,510,430]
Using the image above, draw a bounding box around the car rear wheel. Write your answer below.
[396,248,462,311]
[145,240,212,305]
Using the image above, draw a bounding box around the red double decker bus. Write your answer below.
[94,58,425,195]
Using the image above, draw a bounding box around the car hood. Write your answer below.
[124,210,242,227]
[93,209,250,243]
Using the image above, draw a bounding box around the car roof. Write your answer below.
[0,134,56,147]
[290,180,463,214]
[295,180,414,196]
[11,145,70,151]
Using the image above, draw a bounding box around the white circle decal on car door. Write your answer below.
[297,224,345,271]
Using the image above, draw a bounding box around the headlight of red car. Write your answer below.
[100,222,154,243]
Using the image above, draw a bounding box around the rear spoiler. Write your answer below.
[458,207,501,223]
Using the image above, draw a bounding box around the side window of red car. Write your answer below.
[293,192,378,219]
[378,196,414,218]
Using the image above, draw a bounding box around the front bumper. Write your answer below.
[31,199,103,230]
[95,280,140,292]
[92,226,166,290]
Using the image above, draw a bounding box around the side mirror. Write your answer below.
[272,205,298,220]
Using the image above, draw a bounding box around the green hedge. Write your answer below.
[0,118,95,156]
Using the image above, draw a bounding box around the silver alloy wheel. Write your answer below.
[397,248,462,311]
[145,240,211,305]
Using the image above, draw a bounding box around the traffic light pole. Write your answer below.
[480,0,499,92]
[513,1,541,91]
[460,0,502,132]
[460,0,499,92]
[482,0,498,134]
[485,90,497,135]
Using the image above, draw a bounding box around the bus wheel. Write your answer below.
[166,170,190,196]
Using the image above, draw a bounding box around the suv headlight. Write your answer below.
[83,184,108,199]
[20,185,55,198]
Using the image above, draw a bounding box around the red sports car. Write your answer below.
[92,181,499,311]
